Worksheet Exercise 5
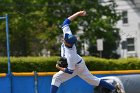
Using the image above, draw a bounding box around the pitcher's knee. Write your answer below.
[51,74,62,87]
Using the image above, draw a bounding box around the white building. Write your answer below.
[99,0,140,58]
[116,0,140,58]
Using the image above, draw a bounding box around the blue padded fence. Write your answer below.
[0,75,11,93]
[0,71,140,93]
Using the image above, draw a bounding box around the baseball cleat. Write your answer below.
[114,82,125,93]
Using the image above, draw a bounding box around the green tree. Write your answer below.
[0,0,121,58]
[77,0,121,58]
[47,0,121,58]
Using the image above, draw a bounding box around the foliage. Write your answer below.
[0,56,140,73]
[0,0,121,58]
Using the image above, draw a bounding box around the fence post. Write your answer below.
[5,14,11,75]
[34,71,38,93]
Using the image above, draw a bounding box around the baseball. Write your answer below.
[79,11,87,16]
[83,11,86,15]
[81,11,86,16]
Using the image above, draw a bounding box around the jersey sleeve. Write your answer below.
[62,19,72,35]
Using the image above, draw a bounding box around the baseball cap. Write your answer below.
[64,33,77,45]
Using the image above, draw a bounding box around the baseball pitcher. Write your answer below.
[50,11,120,93]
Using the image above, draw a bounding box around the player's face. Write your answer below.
[64,40,73,47]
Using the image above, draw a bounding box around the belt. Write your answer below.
[77,59,82,64]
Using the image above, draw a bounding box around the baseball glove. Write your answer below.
[57,57,68,68]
